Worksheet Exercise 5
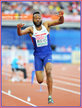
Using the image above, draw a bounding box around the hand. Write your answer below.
[57,10,64,17]
[17,23,25,28]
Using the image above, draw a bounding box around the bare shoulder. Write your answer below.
[43,21,48,26]
[43,21,50,32]
[28,26,33,37]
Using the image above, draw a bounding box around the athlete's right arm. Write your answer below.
[17,23,32,36]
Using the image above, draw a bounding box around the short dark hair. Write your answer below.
[33,11,40,16]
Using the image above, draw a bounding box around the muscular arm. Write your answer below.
[46,16,64,27]
[17,23,33,36]
[43,11,64,28]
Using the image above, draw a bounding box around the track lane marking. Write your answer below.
[53,73,80,78]
[3,72,80,87]
[2,91,37,107]
[54,76,80,82]
[2,72,80,95]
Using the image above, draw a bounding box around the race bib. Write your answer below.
[35,33,48,47]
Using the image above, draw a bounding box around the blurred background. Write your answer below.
[2,1,80,65]
[1,2,81,106]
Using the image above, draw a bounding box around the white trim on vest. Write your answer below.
[32,25,49,38]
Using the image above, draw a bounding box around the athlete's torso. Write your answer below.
[31,25,52,56]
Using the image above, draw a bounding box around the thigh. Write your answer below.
[45,62,52,71]
[45,62,52,77]
[16,68,20,71]
[12,68,17,72]
[44,54,52,67]
[18,68,25,72]
[36,71,44,79]
[34,55,44,71]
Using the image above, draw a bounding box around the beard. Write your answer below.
[33,20,42,27]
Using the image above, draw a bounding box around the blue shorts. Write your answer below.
[34,54,52,71]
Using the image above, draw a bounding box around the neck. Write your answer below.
[35,25,42,31]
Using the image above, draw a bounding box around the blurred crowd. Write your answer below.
[2,2,80,15]
[2,44,80,52]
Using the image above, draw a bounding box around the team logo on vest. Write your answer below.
[35,33,48,47]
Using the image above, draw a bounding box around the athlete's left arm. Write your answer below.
[43,11,64,27]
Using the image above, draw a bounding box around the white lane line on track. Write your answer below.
[2,72,80,95]
[54,76,80,82]
[3,71,80,82]
[27,80,80,95]
[52,85,80,95]
[54,73,80,78]
[3,72,80,87]
[53,79,80,87]
[24,73,80,82]
[2,91,37,107]
[44,77,80,87]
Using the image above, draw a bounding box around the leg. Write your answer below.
[36,71,44,84]
[45,62,54,103]
[34,55,44,84]
[20,68,27,79]
[11,68,16,79]
[11,68,20,82]
[45,62,52,96]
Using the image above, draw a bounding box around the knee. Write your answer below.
[46,67,52,77]
[47,72,51,77]
[36,75,43,84]
[36,71,44,84]
[37,79,43,84]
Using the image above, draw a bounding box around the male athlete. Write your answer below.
[17,11,64,103]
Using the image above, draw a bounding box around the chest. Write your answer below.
[34,28,48,38]
[34,30,49,47]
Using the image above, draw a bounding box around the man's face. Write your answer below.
[33,14,42,27]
